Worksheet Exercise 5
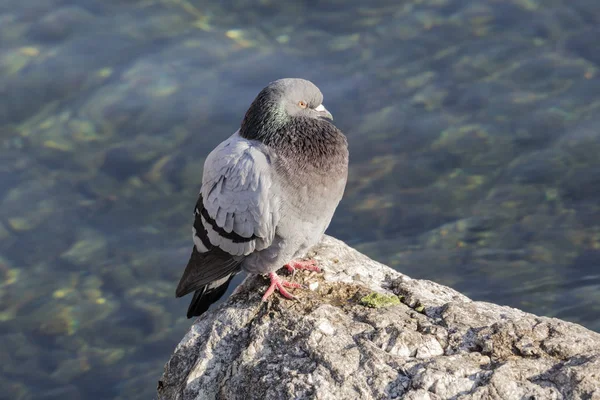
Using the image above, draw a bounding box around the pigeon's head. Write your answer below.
[271,78,333,121]
[240,78,334,142]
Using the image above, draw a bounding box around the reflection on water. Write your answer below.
[1,0,600,398]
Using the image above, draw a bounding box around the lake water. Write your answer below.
[1,0,600,398]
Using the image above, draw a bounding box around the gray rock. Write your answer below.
[158,236,600,400]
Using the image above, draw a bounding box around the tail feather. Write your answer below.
[186,273,237,318]
[177,246,243,318]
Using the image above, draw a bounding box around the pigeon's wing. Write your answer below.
[175,132,279,302]
[200,132,279,255]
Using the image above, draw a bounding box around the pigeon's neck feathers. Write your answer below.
[239,82,347,170]
[239,87,287,143]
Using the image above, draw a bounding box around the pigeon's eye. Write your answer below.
[298,100,307,109]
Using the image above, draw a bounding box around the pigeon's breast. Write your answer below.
[241,123,348,274]
[278,159,347,249]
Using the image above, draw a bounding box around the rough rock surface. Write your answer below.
[158,236,600,400]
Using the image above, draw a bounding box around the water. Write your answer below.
[1,0,600,398]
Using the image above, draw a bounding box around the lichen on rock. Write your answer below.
[360,292,400,308]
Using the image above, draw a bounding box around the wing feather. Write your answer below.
[199,131,278,255]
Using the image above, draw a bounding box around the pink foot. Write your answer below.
[262,272,302,301]
[284,259,321,273]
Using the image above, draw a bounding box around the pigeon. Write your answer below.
[176,78,349,318]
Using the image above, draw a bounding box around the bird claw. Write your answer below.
[284,259,321,274]
[262,272,302,301]
[261,260,321,302]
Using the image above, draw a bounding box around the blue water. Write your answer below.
[1,0,600,398]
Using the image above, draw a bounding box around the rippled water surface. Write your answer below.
[1,0,600,398]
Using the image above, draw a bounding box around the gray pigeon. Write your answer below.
[176,78,349,318]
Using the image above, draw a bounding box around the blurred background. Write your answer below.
[1,0,600,398]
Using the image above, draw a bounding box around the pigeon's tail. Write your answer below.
[176,246,243,318]
[185,273,237,318]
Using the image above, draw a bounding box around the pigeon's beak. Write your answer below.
[315,104,333,121]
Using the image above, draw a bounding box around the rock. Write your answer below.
[158,236,600,400]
